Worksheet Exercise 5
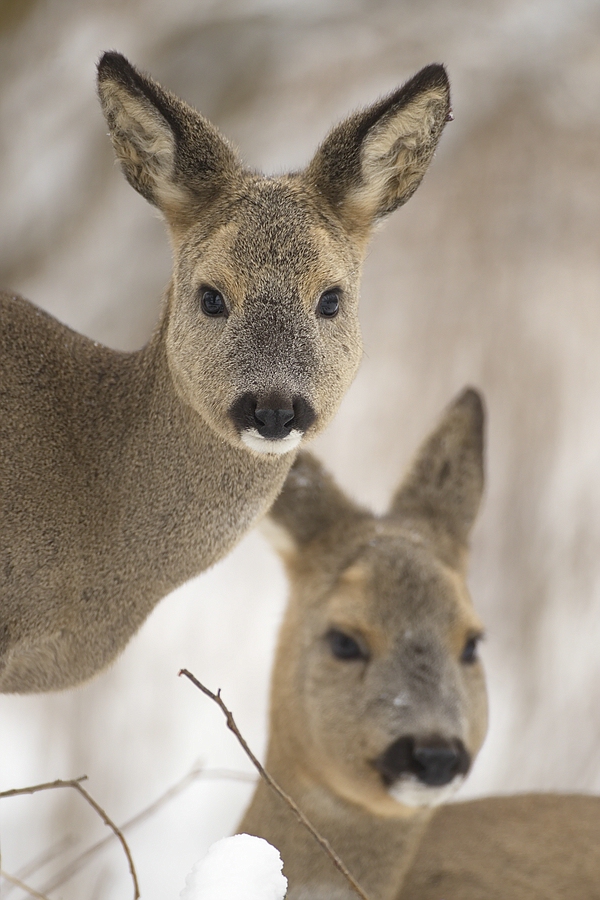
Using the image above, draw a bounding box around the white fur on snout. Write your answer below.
[241,428,303,455]
[389,774,465,808]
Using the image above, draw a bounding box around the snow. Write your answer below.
[180,834,287,900]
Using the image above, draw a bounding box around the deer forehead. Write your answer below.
[320,536,480,647]
[177,179,360,302]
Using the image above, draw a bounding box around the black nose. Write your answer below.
[373,735,470,787]
[412,739,466,786]
[230,393,316,441]
[254,405,295,439]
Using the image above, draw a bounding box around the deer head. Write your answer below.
[97,52,451,456]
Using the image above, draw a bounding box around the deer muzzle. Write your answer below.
[230,392,316,454]
[373,734,470,788]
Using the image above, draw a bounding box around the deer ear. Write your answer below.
[306,64,451,237]
[389,389,484,561]
[97,52,240,229]
[263,452,361,561]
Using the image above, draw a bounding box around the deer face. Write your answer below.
[286,528,487,816]
[165,178,363,453]
[266,388,487,816]
[97,52,451,456]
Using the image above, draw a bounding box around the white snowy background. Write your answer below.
[1,0,600,897]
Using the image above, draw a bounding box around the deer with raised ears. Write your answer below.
[239,388,600,900]
[0,54,451,693]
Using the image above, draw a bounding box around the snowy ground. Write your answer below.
[1,1,600,897]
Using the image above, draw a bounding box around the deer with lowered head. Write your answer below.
[239,388,600,900]
[0,53,452,693]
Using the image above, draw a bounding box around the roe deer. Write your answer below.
[0,53,451,693]
[239,388,600,900]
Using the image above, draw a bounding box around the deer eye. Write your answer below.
[200,287,227,318]
[326,628,367,661]
[461,634,482,664]
[317,290,340,318]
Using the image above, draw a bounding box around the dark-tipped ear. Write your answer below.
[97,52,240,228]
[389,389,484,560]
[264,452,361,561]
[306,64,451,237]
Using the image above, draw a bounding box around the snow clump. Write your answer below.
[180,833,287,900]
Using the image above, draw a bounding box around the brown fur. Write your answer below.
[0,54,450,693]
[239,389,600,900]
[401,793,600,899]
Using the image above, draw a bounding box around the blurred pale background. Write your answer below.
[1,0,599,897]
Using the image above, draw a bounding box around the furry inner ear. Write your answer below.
[97,51,239,229]
[306,64,451,237]
[389,388,484,563]
[265,452,361,561]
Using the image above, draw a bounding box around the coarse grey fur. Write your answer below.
[0,53,451,692]
[240,388,600,900]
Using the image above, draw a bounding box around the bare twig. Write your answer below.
[1,868,52,900]
[179,668,372,900]
[0,776,139,900]
[72,780,140,899]
[0,775,88,800]
[42,765,255,894]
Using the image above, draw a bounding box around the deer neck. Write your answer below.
[239,740,431,900]
[82,306,292,590]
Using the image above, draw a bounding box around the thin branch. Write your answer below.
[42,765,255,894]
[0,775,88,800]
[0,776,139,900]
[1,869,52,900]
[72,780,139,899]
[179,669,372,900]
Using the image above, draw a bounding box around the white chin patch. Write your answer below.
[241,428,303,456]
[389,774,465,808]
